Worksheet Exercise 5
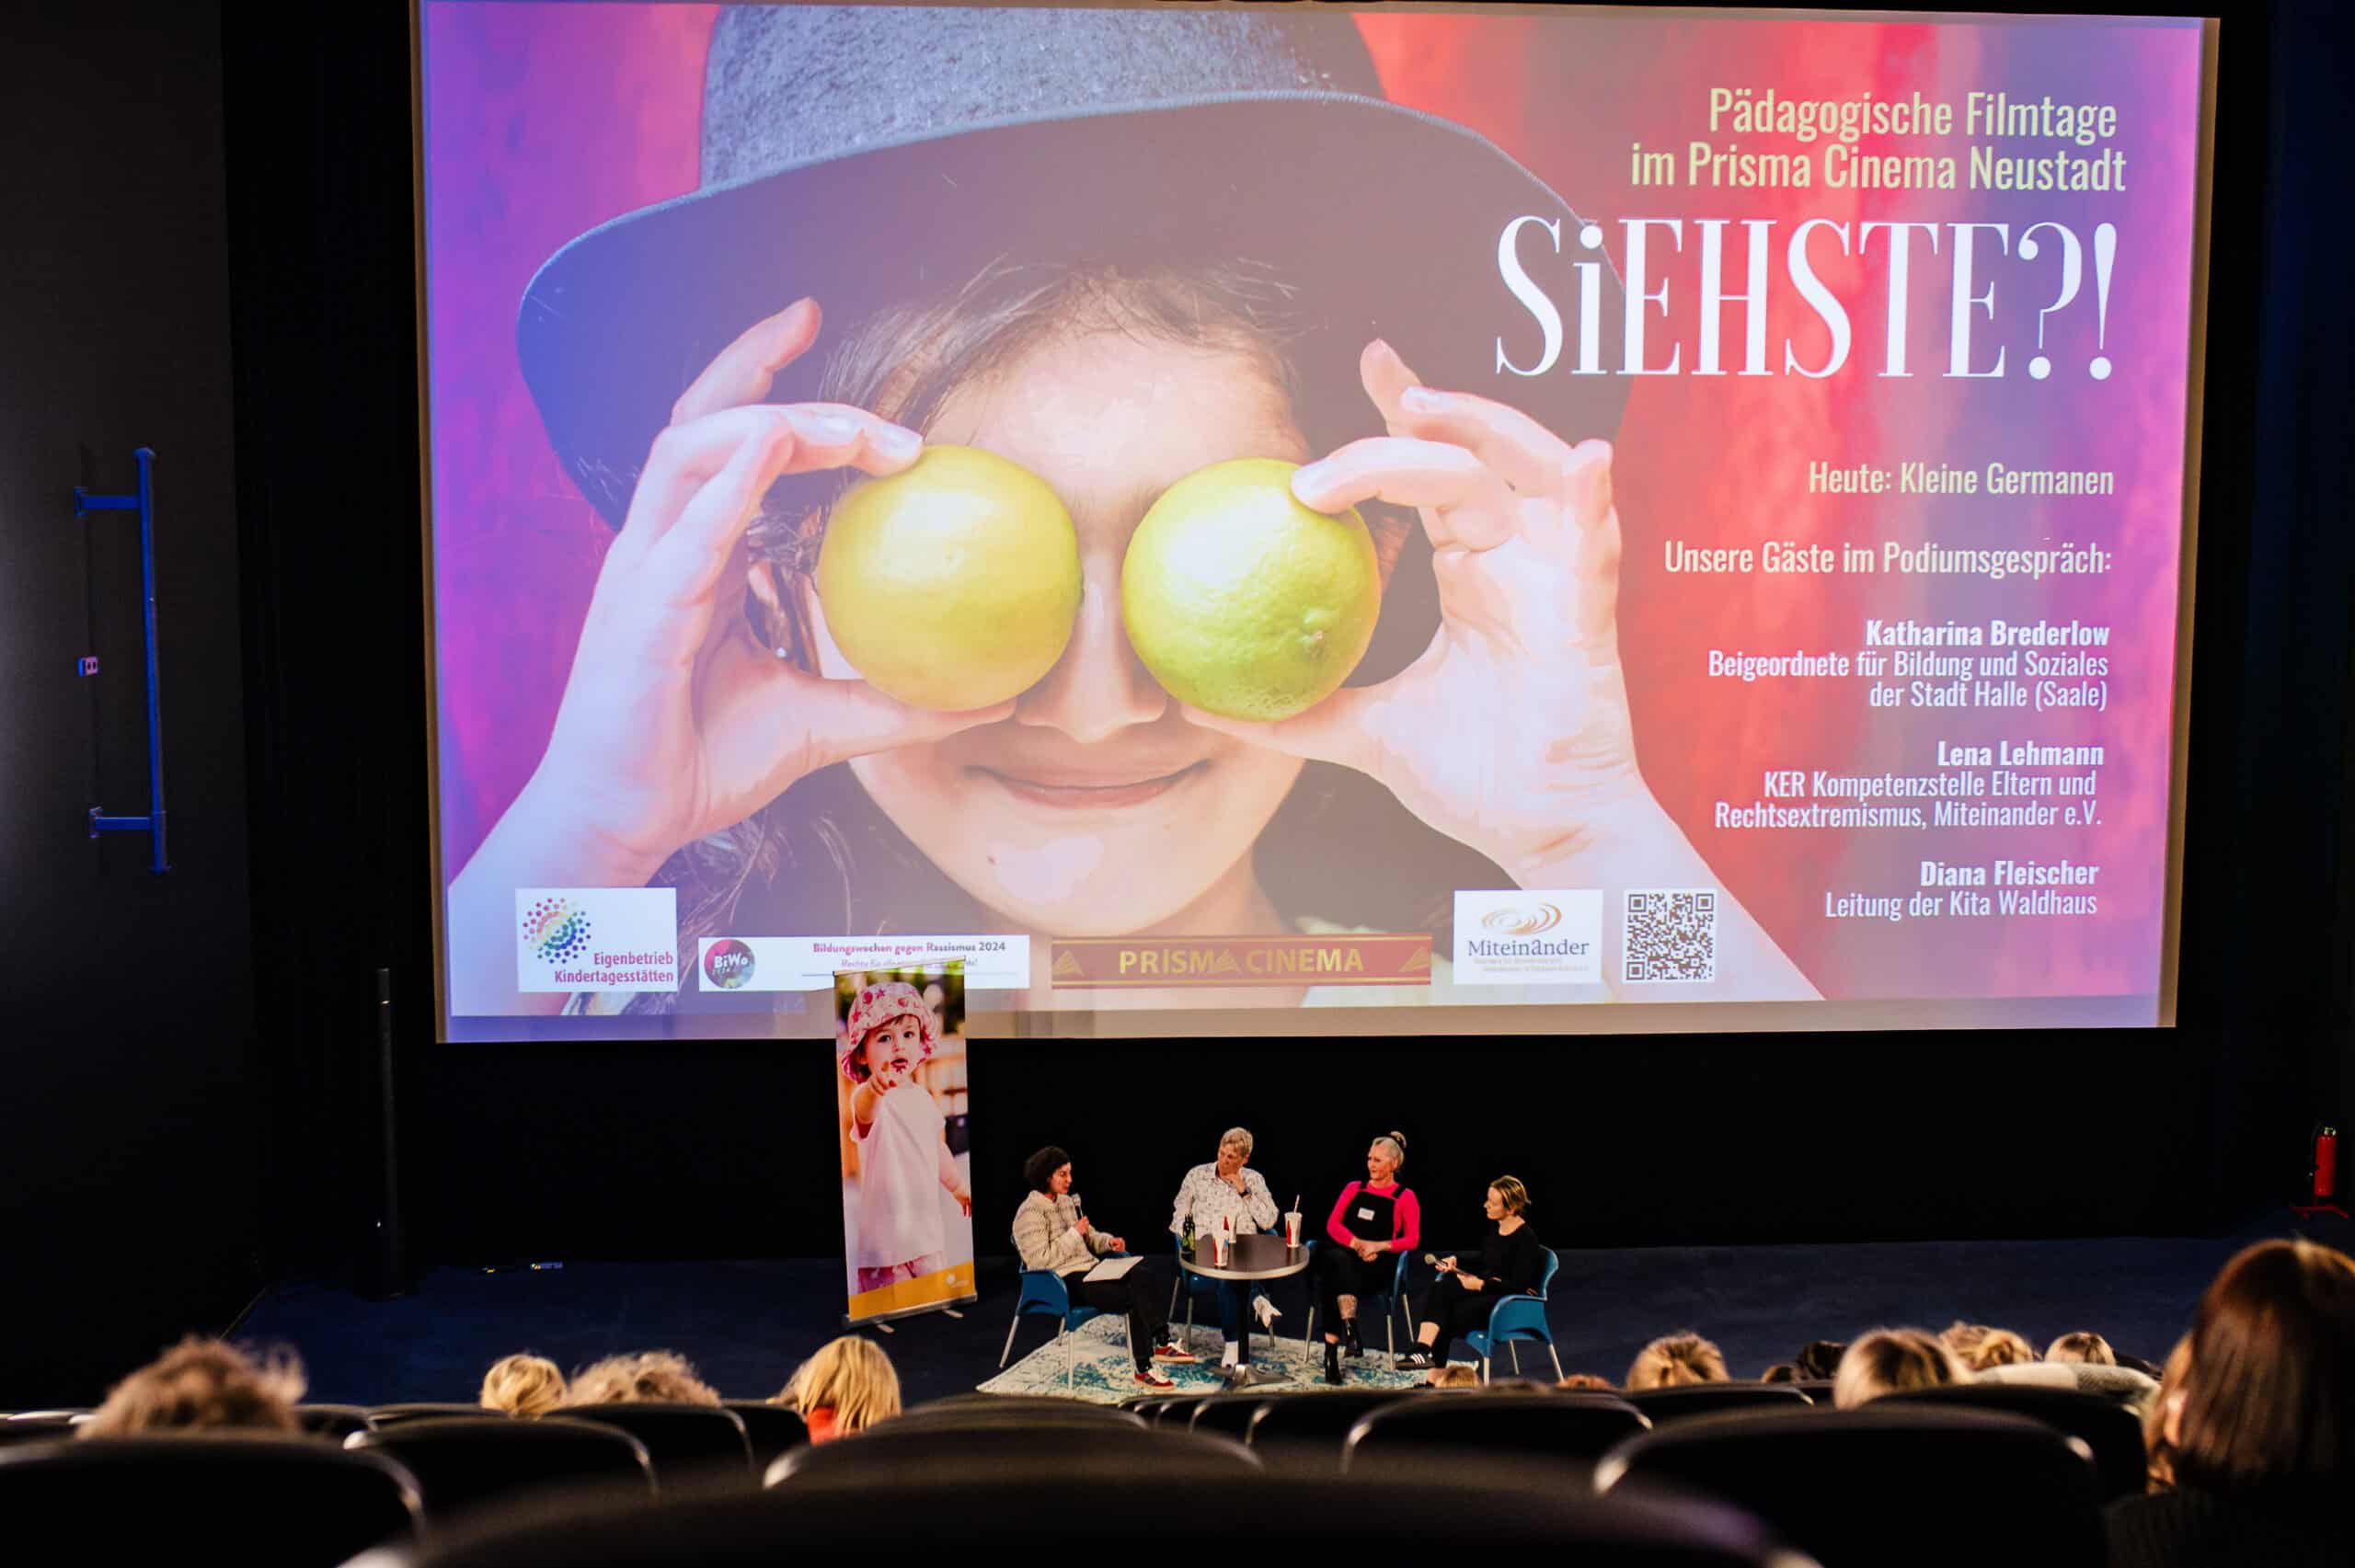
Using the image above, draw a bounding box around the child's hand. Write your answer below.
[952,1185,973,1216]
[868,1060,905,1096]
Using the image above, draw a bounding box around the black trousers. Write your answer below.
[1418,1274,1493,1365]
[1315,1244,1396,1336]
[1065,1260,1168,1371]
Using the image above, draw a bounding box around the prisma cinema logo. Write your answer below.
[1480,903,1563,935]
[703,938,756,990]
[521,896,592,963]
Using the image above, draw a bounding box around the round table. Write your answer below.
[1178,1232,1311,1377]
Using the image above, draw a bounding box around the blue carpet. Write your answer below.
[234,1220,2348,1408]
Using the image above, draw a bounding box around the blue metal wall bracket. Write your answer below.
[75,447,169,874]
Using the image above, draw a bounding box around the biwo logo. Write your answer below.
[703,938,756,990]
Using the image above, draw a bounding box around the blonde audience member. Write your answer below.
[2046,1331,2117,1366]
[1942,1321,2037,1371]
[78,1337,304,1438]
[567,1349,722,1406]
[1429,1364,1482,1389]
[1833,1328,1966,1409]
[778,1334,900,1443]
[1557,1373,1616,1391]
[480,1353,568,1417]
[1626,1333,1729,1390]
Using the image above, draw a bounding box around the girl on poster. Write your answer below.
[444,6,1815,1015]
[840,980,972,1296]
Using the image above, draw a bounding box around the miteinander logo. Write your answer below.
[521,896,592,962]
[1454,889,1603,986]
[1480,902,1563,935]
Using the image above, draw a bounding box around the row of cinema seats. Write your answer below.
[0,1381,2140,1567]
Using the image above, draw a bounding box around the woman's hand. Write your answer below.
[1437,1255,1459,1274]
[1107,1234,1128,1253]
[505,298,1014,886]
[1182,338,1641,880]
[1353,1239,1383,1263]
[1456,1272,1487,1292]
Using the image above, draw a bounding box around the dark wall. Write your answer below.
[0,1,259,1405]
[224,2,2351,1300]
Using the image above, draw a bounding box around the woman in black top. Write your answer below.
[1397,1175,1545,1382]
[2102,1238,2355,1568]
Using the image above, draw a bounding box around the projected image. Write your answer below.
[427,5,2206,1034]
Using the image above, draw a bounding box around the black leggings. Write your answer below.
[1417,1274,1495,1365]
[1065,1261,1169,1372]
[1315,1244,1396,1337]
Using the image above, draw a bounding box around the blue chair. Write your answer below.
[1458,1245,1563,1382]
[1000,1253,1120,1390]
[1303,1246,1413,1364]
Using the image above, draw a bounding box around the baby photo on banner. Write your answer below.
[834,963,975,1324]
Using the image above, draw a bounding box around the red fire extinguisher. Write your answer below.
[2292,1124,2349,1221]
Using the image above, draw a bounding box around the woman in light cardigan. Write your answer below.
[1013,1145,1193,1389]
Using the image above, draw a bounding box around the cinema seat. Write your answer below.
[295,1403,377,1440]
[904,1392,1143,1425]
[765,1422,1258,1487]
[1626,1384,1813,1425]
[1244,1388,1419,1448]
[1188,1391,1273,1438]
[1884,1383,2149,1500]
[371,1402,490,1426]
[1341,1391,1650,1471]
[0,1436,420,1566]
[350,1415,653,1521]
[1597,1406,2104,1568]
[1140,1391,1213,1427]
[0,1416,80,1448]
[1791,1381,1837,1405]
[366,1470,1805,1567]
[718,1402,806,1473]
[558,1403,751,1486]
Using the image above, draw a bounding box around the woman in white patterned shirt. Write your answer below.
[1168,1127,1281,1376]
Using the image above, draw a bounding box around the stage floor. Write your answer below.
[236,1223,2338,1407]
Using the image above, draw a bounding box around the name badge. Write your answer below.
[1356,1207,1376,1222]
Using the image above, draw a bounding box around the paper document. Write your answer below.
[1083,1254,1145,1283]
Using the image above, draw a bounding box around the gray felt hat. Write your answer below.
[518,5,1628,528]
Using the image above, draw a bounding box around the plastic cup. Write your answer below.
[1283,1211,1303,1248]
[1212,1233,1232,1267]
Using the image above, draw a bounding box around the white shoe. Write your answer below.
[1251,1294,1281,1328]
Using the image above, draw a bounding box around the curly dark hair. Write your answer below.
[1023,1145,1072,1195]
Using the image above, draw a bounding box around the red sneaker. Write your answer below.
[1154,1343,1200,1364]
[1134,1367,1176,1389]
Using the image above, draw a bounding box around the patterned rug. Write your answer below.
[979,1313,1432,1403]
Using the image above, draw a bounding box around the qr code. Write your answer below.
[1624,889,1717,982]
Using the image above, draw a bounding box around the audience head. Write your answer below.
[1557,1373,1616,1391]
[79,1337,304,1438]
[1833,1328,1966,1409]
[2166,1238,2355,1497]
[1368,1130,1407,1183]
[2045,1331,2116,1367]
[1024,1145,1073,1195]
[1487,1175,1531,1219]
[780,1335,902,1439]
[1795,1340,1848,1380]
[479,1353,567,1417]
[1960,1326,2037,1371]
[1626,1333,1729,1390]
[2144,1333,2191,1491]
[1760,1363,1800,1383]
[568,1349,721,1407]
[1430,1364,1482,1388]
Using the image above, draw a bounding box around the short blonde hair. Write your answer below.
[779,1335,901,1435]
[1430,1364,1482,1388]
[567,1350,721,1407]
[79,1338,305,1438]
[2044,1332,2115,1367]
[1959,1327,2037,1371]
[1489,1175,1532,1216]
[1219,1127,1254,1159]
[1557,1373,1615,1391]
[1834,1329,1965,1409]
[480,1353,568,1417]
[1626,1333,1729,1390]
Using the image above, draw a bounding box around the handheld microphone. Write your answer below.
[1421,1252,1453,1271]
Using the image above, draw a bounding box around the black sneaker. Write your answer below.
[1395,1348,1433,1372]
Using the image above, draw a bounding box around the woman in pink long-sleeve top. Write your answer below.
[1316,1131,1421,1385]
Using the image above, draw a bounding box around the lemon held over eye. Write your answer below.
[815,444,1084,711]
[1121,458,1382,723]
